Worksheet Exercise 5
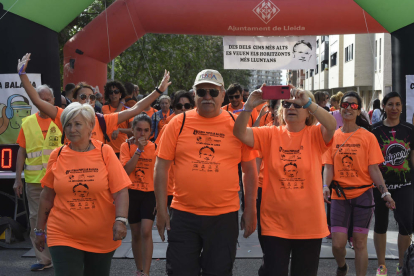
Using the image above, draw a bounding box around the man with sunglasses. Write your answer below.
[222,83,259,127]
[155,69,258,276]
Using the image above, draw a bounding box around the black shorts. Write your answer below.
[167,195,173,208]
[128,189,156,224]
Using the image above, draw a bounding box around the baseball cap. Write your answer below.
[193,69,224,87]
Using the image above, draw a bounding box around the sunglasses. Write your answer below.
[109,89,120,95]
[79,94,96,101]
[175,103,192,110]
[281,101,303,109]
[196,88,220,98]
[228,95,241,100]
[341,102,359,110]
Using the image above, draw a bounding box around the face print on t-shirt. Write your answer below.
[342,155,354,171]
[278,146,305,190]
[66,168,99,210]
[135,169,145,183]
[284,162,298,178]
[199,146,215,161]
[191,129,224,173]
[73,183,89,198]
[337,145,360,178]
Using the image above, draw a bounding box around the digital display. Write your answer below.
[0,144,19,172]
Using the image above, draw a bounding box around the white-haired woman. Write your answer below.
[34,103,132,276]
[151,95,172,141]
[233,85,337,276]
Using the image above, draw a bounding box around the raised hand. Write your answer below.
[137,137,147,151]
[158,70,172,93]
[17,53,31,74]
[245,84,267,110]
[284,84,310,107]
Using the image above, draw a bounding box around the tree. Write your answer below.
[58,1,251,93]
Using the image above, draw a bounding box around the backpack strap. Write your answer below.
[61,133,65,144]
[179,112,186,136]
[95,113,110,142]
[57,145,65,157]
[226,105,229,111]
[226,111,235,122]
[100,143,107,166]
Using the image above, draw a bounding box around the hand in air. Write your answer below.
[17,53,31,74]
[284,84,310,107]
[245,83,267,110]
[158,70,172,93]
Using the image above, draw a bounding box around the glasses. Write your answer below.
[196,88,220,98]
[281,101,303,109]
[228,95,241,100]
[341,102,359,110]
[79,94,96,101]
[175,103,192,110]
[109,89,120,95]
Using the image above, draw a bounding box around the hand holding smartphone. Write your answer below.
[262,85,291,100]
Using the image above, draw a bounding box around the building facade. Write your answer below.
[248,70,283,90]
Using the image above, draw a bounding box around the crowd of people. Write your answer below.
[12,53,413,276]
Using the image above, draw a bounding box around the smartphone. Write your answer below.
[262,85,291,100]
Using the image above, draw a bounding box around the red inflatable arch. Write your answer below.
[63,0,386,91]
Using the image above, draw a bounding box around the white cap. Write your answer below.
[193,69,224,87]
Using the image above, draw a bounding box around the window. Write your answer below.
[306,71,308,79]
[310,69,314,77]
[316,64,319,74]
[330,52,337,67]
[316,40,319,48]
[379,38,382,71]
[345,44,354,62]
[321,36,325,43]
[375,40,377,72]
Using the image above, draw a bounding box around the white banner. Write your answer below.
[406,75,414,123]
[223,36,316,70]
[0,74,41,144]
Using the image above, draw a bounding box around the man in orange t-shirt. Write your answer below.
[154,69,258,275]
[222,83,259,127]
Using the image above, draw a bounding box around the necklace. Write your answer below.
[71,141,91,152]
[340,126,360,133]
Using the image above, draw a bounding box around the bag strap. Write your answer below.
[95,113,110,142]
[331,181,375,209]
[179,112,186,136]
[57,145,65,157]
[226,111,235,122]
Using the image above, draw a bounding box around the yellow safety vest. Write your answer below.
[21,114,62,183]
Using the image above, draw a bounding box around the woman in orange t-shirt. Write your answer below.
[120,114,156,276]
[34,103,131,276]
[322,91,395,276]
[102,81,133,158]
[234,85,337,276]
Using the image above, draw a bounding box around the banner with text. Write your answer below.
[223,36,316,70]
[406,75,414,123]
[0,74,41,144]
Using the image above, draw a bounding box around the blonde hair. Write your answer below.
[61,102,95,131]
[277,90,316,126]
[330,91,344,103]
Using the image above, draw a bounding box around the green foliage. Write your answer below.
[58,1,251,93]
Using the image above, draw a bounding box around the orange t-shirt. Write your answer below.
[157,111,169,132]
[330,106,336,112]
[256,102,267,113]
[54,107,119,144]
[102,105,132,153]
[120,141,156,191]
[17,113,52,148]
[143,107,157,118]
[259,112,274,127]
[157,109,258,216]
[124,96,137,108]
[222,103,259,127]
[252,124,332,239]
[322,128,384,200]
[41,139,131,253]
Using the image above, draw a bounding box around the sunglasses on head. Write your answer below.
[175,103,192,110]
[196,88,220,98]
[79,94,96,101]
[228,94,241,100]
[341,102,359,110]
[281,101,303,109]
[109,89,120,95]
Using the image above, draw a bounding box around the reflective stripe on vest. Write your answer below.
[21,114,62,183]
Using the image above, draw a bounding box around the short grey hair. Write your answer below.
[61,102,95,131]
[36,84,54,97]
[159,95,171,102]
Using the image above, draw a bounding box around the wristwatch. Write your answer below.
[115,217,128,225]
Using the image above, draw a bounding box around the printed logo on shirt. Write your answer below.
[383,143,410,166]
[279,146,303,161]
[191,129,224,173]
[51,126,56,133]
[336,145,359,178]
[68,183,97,210]
[130,156,153,190]
[280,162,305,189]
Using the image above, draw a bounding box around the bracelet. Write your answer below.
[136,148,144,154]
[323,184,328,188]
[33,228,45,234]
[18,66,26,76]
[155,87,163,94]
[381,192,391,199]
[303,98,312,109]
[308,104,319,115]
[115,217,128,225]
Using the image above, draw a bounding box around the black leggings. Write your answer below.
[258,236,322,276]
[374,186,414,235]
[257,187,263,251]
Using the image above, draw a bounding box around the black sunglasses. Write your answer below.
[281,101,303,109]
[341,102,359,110]
[109,89,120,95]
[79,94,96,101]
[228,95,241,100]
[175,103,192,110]
[196,88,220,98]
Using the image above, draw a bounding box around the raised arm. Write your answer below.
[17,54,58,119]
[234,88,267,147]
[117,70,171,124]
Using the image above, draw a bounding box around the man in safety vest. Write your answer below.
[13,84,61,271]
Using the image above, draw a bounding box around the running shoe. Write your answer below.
[30,263,53,271]
[396,264,402,275]
[348,237,354,249]
[376,265,387,276]
[336,263,349,276]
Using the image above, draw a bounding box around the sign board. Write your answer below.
[0,74,41,144]
[406,75,414,124]
[223,36,316,70]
